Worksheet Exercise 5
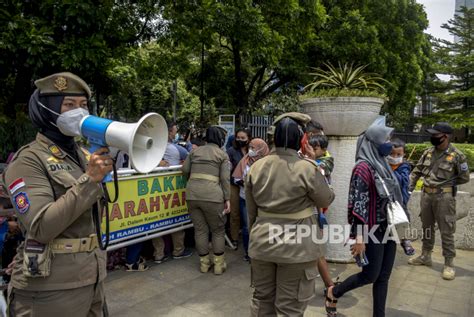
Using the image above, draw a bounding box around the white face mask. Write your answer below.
[56,107,90,136]
[248,149,258,157]
[37,100,89,136]
[387,155,403,165]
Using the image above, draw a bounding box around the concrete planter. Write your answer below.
[300,97,384,136]
[301,96,384,262]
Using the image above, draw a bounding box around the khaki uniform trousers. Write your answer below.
[152,230,185,259]
[8,282,105,317]
[250,259,318,317]
[420,191,457,258]
[229,184,241,241]
[187,200,225,255]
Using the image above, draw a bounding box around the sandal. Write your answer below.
[325,285,338,317]
[324,276,340,297]
[125,257,149,272]
[401,239,415,256]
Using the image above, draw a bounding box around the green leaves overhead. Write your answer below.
[425,6,474,129]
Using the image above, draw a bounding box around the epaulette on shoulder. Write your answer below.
[8,141,36,164]
[450,145,465,157]
[302,158,319,168]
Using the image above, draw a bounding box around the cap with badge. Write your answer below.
[35,72,91,99]
[272,112,312,127]
[425,122,453,135]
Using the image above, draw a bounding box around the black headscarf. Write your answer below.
[205,126,227,147]
[28,89,78,159]
[274,117,303,151]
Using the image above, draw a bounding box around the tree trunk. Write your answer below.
[230,38,248,116]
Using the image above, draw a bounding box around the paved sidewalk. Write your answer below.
[105,240,473,317]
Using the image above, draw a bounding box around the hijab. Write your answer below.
[274,117,303,151]
[356,124,403,204]
[29,89,79,159]
[205,126,227,147]
[232,138,269,180]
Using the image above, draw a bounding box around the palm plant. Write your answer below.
[304,62,389,94]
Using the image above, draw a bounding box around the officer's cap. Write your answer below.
[426,122,453,135]
[35,72,92,99]
[273,112,311,127]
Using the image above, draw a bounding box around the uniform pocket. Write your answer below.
[297,267,318,302]
[437,162,454,179]
[444,215,456,233]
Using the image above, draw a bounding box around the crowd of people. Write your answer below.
[0,72,470,317]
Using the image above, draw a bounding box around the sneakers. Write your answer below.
[125,258,149,272]
[173,249,193,259]
[154,255,169,264]
[401,239,415,256]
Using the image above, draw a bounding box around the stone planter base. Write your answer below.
[324,136,358,263]
[302,96,384,262]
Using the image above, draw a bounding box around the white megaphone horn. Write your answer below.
[78,113,168,174]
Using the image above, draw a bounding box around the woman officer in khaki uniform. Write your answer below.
[245,113,335,316]
[4,72,112,316]
[182,126,230,275]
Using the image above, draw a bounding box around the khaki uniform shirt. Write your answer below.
[245,148,335,263]
[409,144,470,191]
[182,143,230,203]
[3,133,106,291]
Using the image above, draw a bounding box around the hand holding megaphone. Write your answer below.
[86,147,114,183]
[57,109,168,174]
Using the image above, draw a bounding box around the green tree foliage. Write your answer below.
[0,1,161,157]
[426,7,474,128]
[162,0,326,115]
[105,42,208,124]
[310,0,430,127]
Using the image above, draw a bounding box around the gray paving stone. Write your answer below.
[106,240,473,316]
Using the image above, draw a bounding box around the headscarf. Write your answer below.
[205,126,227,147]
[232,138,269,179]
[28,89,78,159]
[274,117,303,151]
[356,125,403,205]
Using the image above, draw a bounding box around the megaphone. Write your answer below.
[78,113,168,174]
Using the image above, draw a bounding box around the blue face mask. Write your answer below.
[378,142,393,157]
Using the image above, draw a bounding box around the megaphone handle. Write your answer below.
[88,141,112,183]
[89,142,102,154]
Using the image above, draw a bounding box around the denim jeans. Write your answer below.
[239,197,249,255]
[126,242,143,265]
[333,226,397,317]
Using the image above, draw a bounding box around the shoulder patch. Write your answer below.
[460,162,469,172]
[49,144,65,158]
[13,191,30,214]
[8,178,26,195]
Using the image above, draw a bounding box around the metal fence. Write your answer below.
[240,115,273,140]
